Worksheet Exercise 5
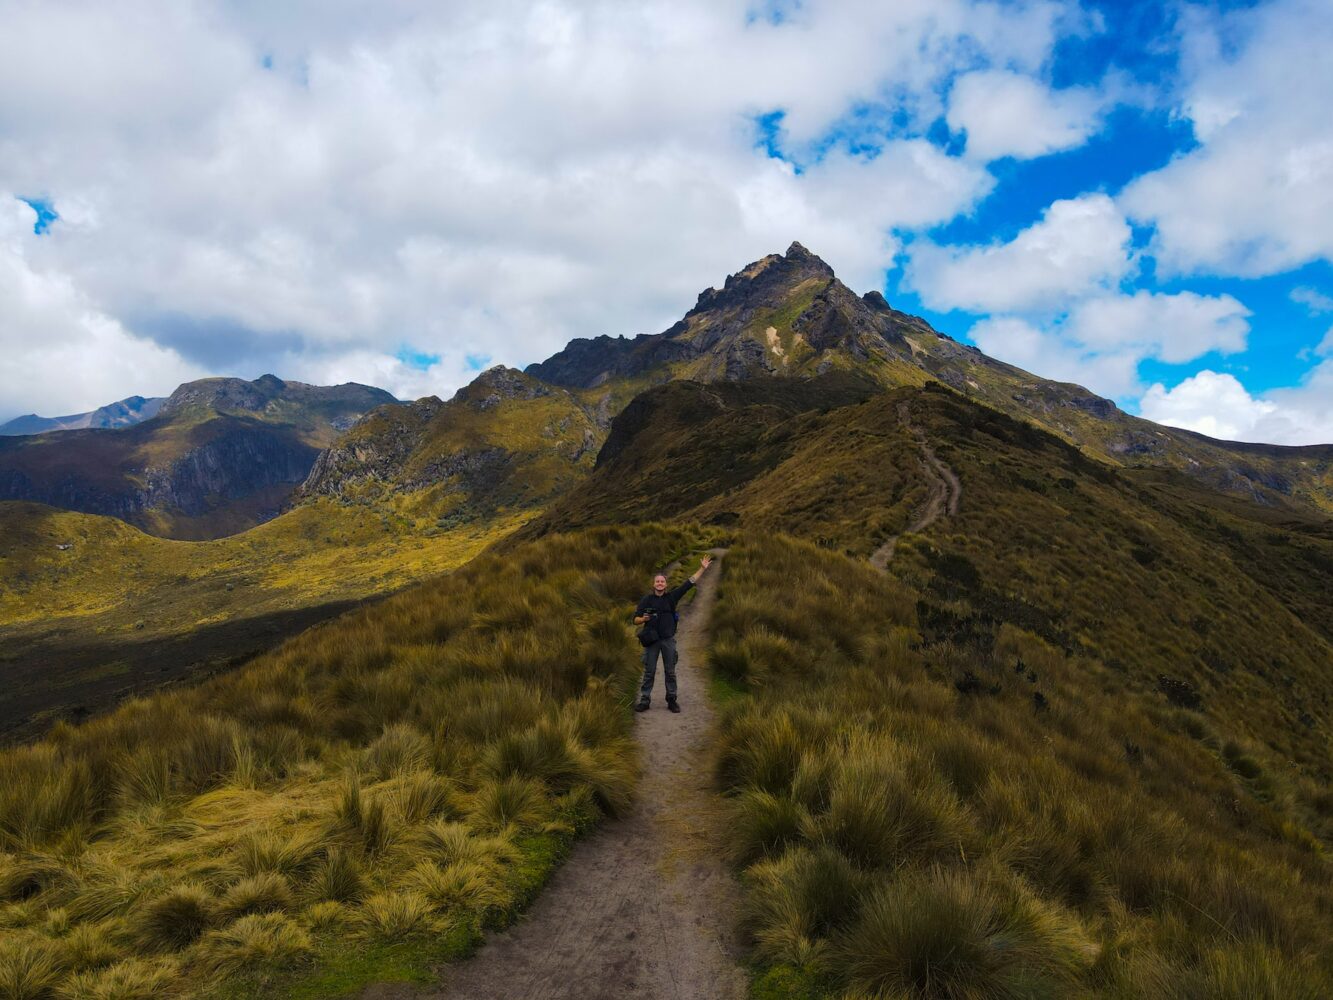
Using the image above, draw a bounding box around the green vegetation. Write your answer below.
[709,533,1332,998]
[0,523,699,998]
[0,500,531,738]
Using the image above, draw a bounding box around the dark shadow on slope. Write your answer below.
[0,598,372,743]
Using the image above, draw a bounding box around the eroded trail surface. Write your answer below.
[870,403,962,570]
[387,548,747,1000]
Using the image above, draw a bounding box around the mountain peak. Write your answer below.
[454,365,553,409]
[784,240,827,267]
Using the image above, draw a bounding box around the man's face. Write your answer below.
[653,574,667,594]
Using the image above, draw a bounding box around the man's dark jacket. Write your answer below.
[635,580,694,640]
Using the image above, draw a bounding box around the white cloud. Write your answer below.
[0,199,204,418]
[947,69,1102,161]
[1290,285,1333,314]
[969,315,1141,397]
[1064,290,1249,364]
[1138,366,1333,446]
[966,290,1250,399]
[1120,0,1333,277]
[906,193,1134,314]
[0,0,1073,415]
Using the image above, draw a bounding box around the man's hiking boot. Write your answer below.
[667,701,681,713]
[634,700,650,712]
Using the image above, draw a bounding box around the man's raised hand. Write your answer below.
[700,555,713,571]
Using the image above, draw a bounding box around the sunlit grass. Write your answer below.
[710,532,1333,998]
[0,523,700,997]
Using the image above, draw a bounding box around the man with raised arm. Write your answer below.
[632,555,712,713]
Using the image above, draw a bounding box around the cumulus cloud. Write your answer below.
[906,194,1134,314]
[969,315,1141,397]
[947,70,1103,161]
[1063,290,1250,365]
[1290,285,1333,314]
[0,199,204,417]
[0,0,1078,418]
[1139,365,1333,446]
[966,290,1250,399]
[1121,0,1333,277]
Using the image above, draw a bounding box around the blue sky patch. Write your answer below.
[395,347,442,371]
[19,197,58,235]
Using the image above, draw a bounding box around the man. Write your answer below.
[633,555,712,713]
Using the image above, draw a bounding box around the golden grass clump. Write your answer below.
[837,865,1093,1000]
[709,532,1333,996]
[133,884,218,951]
[58,957,179,1000]
[0,523,701,998]
[194,913,312,975]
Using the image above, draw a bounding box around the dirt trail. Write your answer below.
[374,548,746,1000]
[870,402,961,570]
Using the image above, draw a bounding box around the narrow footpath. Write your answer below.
[383,548,747,1000]
[870,402,962,570]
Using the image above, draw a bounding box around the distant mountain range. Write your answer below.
[0,375,395,539]
[1,243,1329,542]
[0,395,167,435]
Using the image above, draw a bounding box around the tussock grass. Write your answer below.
[838,865,1093,999]
[59,957,179,1000]
[710,532,1333,997]
[0,524,699,997]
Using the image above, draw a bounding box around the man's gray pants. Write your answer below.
[639,637,678,704]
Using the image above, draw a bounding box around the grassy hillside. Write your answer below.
[708,535,1332,999]
[299,368,602,525]
[0,524,705,998]
[539,382,1333,780]
[0,500,528,738]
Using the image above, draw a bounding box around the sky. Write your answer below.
[1,0,1331,445]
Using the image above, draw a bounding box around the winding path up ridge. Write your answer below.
[870,402,962,570]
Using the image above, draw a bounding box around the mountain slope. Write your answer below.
[297,366,601,524]
[528,242,1333,515]
[0,375,395,539]
[531,378,1333,781]
[0,394,166,435]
